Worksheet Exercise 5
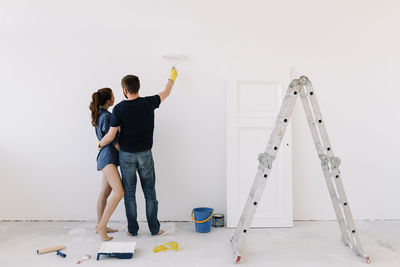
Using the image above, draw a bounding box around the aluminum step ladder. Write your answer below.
[231,76,370,264]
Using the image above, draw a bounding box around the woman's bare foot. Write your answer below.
[96,225,113,241]
[95,226,118,233]
[105,227,118,233]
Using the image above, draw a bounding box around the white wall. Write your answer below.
[1,0,399,221]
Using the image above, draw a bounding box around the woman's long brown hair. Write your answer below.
[89,88,112,126]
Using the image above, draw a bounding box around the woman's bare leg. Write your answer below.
[96,175,118,233]
[97,174,111,223]
[96,164,124,241]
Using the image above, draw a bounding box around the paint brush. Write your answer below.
[77,255,91,264]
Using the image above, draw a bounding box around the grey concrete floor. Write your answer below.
[0,221,399,267]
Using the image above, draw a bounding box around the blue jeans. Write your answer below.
[119,149,160,235]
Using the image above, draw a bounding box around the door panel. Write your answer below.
[226,65,292,227]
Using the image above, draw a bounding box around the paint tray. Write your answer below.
[96,242,137,260]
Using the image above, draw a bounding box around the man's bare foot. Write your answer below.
[95,226,118,233]
[127,232,137,237]
[157,229,165,235]
[96,226,113,241]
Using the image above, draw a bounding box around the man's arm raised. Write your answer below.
[158,67,178,102]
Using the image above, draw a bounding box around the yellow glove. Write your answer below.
[169,67,177,82]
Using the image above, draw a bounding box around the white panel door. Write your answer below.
[226,65,293,228]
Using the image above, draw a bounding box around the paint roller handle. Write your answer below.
[169,67,178,83]
[37,245,65,254]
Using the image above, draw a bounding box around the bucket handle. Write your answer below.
[191,210,214,224]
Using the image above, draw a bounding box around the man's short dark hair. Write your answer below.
[121,75,140,94]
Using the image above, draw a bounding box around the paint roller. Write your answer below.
[162,53,187,67]
[37,245,65,255]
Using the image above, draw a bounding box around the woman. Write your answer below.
[89,88,124,241]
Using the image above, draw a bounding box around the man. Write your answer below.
[98,67,177,236]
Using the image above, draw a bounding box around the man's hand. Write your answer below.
[98,126,119,149]
[169,67,178,83]
[115,142,120,152]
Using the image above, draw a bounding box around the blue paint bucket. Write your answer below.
[191,207,214,233]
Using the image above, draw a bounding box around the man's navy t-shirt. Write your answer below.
[110,95,161,153]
